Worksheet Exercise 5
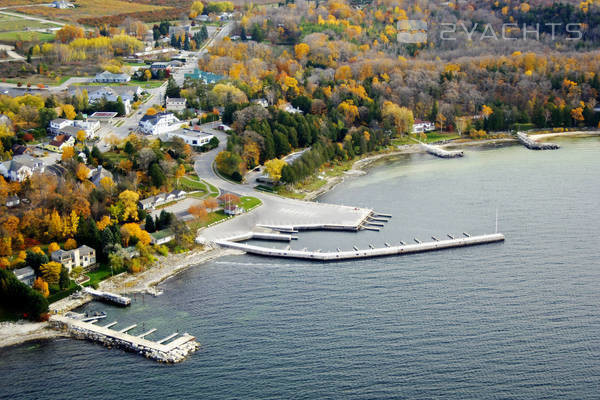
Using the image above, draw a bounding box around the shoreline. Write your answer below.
[2,130,598,349]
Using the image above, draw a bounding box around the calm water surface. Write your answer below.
[1,139,599,399]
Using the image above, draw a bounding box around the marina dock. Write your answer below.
[215,233,505,261]
[50,315,199,363]
[516,131,560,150]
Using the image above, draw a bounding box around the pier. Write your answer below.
[516,131,560,150]
[215,233,505,261]
[84,288,131,306]
[420,142,464,158]
[50,315,199,363]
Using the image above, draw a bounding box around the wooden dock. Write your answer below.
[84,288,131,306]
[516,131,560,150]
[215,233,505,261]
[50,315,199,363]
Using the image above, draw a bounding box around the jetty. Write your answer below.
[256,210,390,233]
[420,142,464,158]
[50,315,199,363]
[215,232,505,261]
[84,288,131,306]
[516,131,560,150]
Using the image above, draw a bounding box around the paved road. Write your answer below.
[193,125,372,242]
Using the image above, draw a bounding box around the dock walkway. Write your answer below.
[215,233,505,261]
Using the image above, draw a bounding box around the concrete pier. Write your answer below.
[516,131,560,150]
[50,315,199,363]
[215,233,505,261]
[119,324,137,333]
[157,333,179,344]
[421,142,464,158]
[84,288,131,306]
[138,328,157,339]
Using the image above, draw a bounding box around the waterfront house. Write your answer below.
[51,245,96,272]
[412,119,435,133]
[138,112,182,135]
[14,267,35,286]
[93,71,131,83]
[150,229,175,245]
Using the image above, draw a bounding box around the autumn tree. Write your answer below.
[264,158,287,182]
[382,101,414,136]
[62,104,76,120]
[76,130,86,143]
[33,277,49,298]
[202,197,218,211]
[40,261,62,285]
[188,204,208,220]
[76,163,90,181]
[56,24,84,43]
[120,223,151,247]
[118,190,140,222]
[48,242,60,254]
[294,43,310,60]
[62,146,75,161]
[64,238,77,250]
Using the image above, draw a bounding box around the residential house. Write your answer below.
[51,0,74,8]
[139,190,186,210]
[168,25,191,37]
[11,144,31,156]
[165,97,187,111]
[196,15,209,22]
[93,71,131,83]
[89,111,118,122]
[49,118,100,138]
[0,114,12,127]
[150,229,175,245]
[51,245,96,272]
[71,86,142,115]
[253,98,269,108]
[412,119,435,133]
[6,195,20,207]
[282,103,303,114]
[46,134,75,153]
[138,112,182,135]
[0,154,45,182]
[150,62,171,73]
[88,165,114,187]
[164,128,214,147]
[14,267,35,286]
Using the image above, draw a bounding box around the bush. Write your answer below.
[231,171,243,182]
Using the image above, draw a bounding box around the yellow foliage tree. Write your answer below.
[264,158,287,182]
[175,164,186,179]
[48,242,60,254]
[382,101,414,136]
[97,215,111,231]
[62,104,76,120]
[99,176,115,193]
[40,261,62,284]
[61,146,75,161]
[120,223,151,247]
[64,238,77,250]
[33,277,49,298]
[119,190,140,221]
[76,163,90,181]
[76,130,86,143]
[294,43,310,60]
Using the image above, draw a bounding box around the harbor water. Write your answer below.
[1,137,599,399]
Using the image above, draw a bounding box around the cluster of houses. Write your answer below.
[70,84,143,116]
[139,189,187,210]
[412,119,435,134]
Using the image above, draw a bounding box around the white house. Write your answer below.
[51,245,96,272]
[49,118,100,138]
[282,103,303,114]
[71,86,142,116]
[14,267,35,286]
[164,128,214,147]
[138,112,182,135]
[93,71,131,83]
[139,190,186,210]
[165,97,187,111]
[150,229,175,245]
[0,154,45,182]
[412,119,435,133]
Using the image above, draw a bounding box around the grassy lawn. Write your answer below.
[0,14,60,32]
[83,264,124,288]
[188,210,230,230]
[0,31,55,43]
[240,196,262,210]
[424,132,461,143]
[102,151,128,164]
[1,75,71,86]
[179,176,208,192]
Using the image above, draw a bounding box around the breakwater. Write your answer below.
[420,142,464,158]
[516,131,560,150]
[50,315,200,363]
[215,233,505,261]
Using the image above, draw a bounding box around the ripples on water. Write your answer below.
[1,140,599,399]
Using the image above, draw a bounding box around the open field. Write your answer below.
[0,30,54,43]
[14,0,167,24]
[0,13,60,32]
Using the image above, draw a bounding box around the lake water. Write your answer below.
[1,138,599,399]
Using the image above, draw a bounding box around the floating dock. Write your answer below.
[50,315,199,363]
[516,131,560,150]
[215,233,505,261]
[421,142,464,158]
